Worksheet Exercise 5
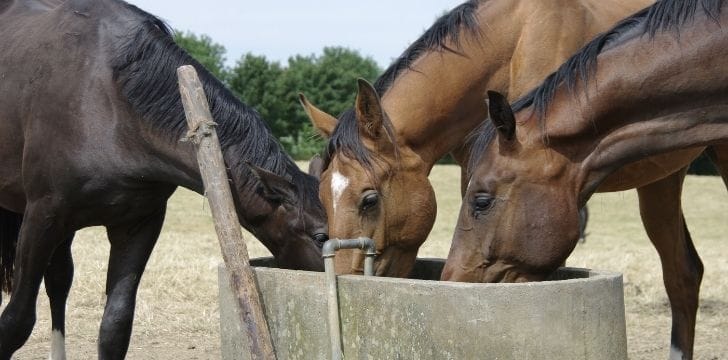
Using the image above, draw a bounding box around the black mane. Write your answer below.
[511,0,724,116]
[467,0,725,174]
[373,0,481,94]
[324,0,482,174]
[111,2,314,191]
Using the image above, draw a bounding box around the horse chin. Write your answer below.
[500,270,548,283]
[441,261,549,283]
[276,243,324,271]
[373,247,417,278]
[329,247,415,277]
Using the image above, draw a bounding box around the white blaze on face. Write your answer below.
[49,330,66,360]
[669,346,684,360]
[331,171,350,217]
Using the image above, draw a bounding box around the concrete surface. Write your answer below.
[219,258,627,360]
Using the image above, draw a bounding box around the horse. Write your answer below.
[0,0,329,358]
[300,0,651,277]
[442,0,728,358]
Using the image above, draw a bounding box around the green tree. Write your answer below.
[229,47,381,159]
[229,54,287,136]
[279,47,381,158]
[174,31,228,81]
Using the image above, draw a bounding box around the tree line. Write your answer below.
[174,31,380,160]
[174,31,717,175]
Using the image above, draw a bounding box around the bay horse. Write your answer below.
[0,0,328,358]
[301,0,651,276]
[443,0,728,358]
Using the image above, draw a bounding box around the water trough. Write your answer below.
[219,258,627,360]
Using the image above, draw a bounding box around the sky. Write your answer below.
[125,0,464,68]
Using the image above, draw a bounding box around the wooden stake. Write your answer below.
[177,65,276,360]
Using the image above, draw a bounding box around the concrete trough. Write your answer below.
[219,258,627,360]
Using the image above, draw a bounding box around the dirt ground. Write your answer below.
[4,165,727,359]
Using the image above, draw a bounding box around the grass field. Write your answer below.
[6,163,728,359]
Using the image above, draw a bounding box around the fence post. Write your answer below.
[177,65,276,360]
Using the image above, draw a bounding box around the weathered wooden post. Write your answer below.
[177,65,276,360]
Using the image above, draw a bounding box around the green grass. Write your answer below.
[7,163,728,359]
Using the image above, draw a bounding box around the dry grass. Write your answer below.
[5,163,727,359]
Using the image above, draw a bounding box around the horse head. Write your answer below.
[300,79,437,277]
[442,91,581,282]
[241,163,328,271]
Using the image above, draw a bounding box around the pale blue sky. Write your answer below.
[125,0,464,68]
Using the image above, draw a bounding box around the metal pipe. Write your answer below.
[322,238,376,360]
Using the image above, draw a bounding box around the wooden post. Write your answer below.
[177,65,276,360]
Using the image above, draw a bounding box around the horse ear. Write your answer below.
[487,91,516,141]
[355,78,386,140]
[299,93,337,138]
[246,163,296,204]
[308,154,324,179]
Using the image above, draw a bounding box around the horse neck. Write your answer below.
[541,12,728,200]
[380,0,647,168]
[128,66,302,225]
[380,1,521,167]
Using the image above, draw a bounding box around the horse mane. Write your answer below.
[511,0,724,116]
[323,0,482,176]
[373,0,482,94]
[467,0,725,174]
[111,2,314,191]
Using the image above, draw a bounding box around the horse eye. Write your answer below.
[312,233,328,245]
[360,191,379,211]
[473,194,494,213]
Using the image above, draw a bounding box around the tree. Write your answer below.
[229,54,287,136]
[173,31,228,81]
[279,47,381,158]
[230,47,381,159]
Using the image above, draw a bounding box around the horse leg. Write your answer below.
[0,208,22,305]
[637,168,702,360]
[98,206,165,360]
[704,145,728,188]
[0,203,70,359]
[44,235,74,360]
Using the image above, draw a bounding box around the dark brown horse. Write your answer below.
[301,0,650,277]
[443,0,728,358]
[0,0,328,358]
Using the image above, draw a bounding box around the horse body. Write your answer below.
[0,0,327,358]
[444,0,727,357]
[302,0,650,277]
[1,1,186,218]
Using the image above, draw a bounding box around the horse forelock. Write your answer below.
[511,0,725,123]
[323,109,400,186]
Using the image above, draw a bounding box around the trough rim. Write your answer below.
[242,257,623,290]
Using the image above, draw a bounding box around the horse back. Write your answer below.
[506,0,653,98]
[0,0,168,211]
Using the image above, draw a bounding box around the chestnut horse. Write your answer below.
[443,0,728,358]
[0,0,327,358]
[301,0,650,276]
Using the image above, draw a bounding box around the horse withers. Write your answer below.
[0,0,327,358]
[443,1,728,358]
